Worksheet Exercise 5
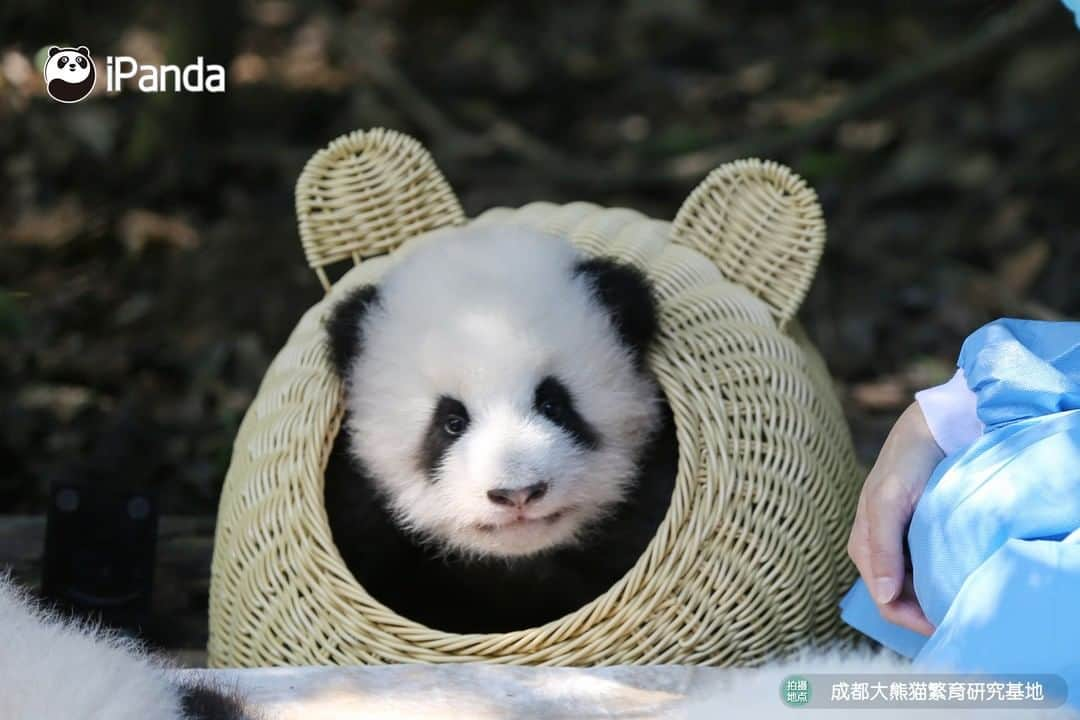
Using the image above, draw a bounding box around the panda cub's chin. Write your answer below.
[461,506,583,558]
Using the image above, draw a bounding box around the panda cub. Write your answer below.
[0,575,255,720]
[325,224,678,633]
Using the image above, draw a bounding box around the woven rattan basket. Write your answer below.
[208,128,860,667]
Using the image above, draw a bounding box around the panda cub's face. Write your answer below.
[328,225,662,559]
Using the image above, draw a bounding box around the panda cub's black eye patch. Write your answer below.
[419,396,470,480]
[534,376,599,450]
[58,55,68,65]
[77,57,87,68]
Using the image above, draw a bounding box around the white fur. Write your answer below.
[43,47,93,85]
[0,574,188,720]
[343,225,661,559]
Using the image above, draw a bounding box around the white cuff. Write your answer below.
[914,368,984,456]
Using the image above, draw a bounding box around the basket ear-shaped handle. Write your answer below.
[671,159,825,327]
[295,128,465,290]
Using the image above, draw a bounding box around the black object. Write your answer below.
[42,481,159,633]
[179,681,258,720]
[41,411,162,634]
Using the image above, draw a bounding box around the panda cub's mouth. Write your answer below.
[475,508,570,533]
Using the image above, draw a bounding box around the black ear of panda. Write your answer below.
[48,46,60,56]
[76,46,90,57]
[178,682,257,720]
[325,285,380,381]
[574,258,658,367]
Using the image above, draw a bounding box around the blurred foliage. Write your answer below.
[0,290,27,338]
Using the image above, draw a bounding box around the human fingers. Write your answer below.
[865,479,915,605]
[878,576,934,636]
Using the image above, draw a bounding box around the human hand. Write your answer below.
[847,402,943,636]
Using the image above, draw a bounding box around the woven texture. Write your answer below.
[296,128,465,289]
[208,128,861,668]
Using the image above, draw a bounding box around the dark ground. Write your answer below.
[0,0,1077,642]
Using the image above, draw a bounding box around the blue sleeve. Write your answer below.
[958,318,1080,430]
[1064,0,1080,29]
[916,537,1080,708]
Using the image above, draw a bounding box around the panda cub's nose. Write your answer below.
[487,482,548,508]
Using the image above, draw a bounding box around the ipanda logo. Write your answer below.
[44,45,225,103]
[43,46,96,103]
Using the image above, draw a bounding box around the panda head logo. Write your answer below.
[43,46,96,103]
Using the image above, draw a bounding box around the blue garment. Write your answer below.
[840,318,1080,707]
[1065,0,1080,29]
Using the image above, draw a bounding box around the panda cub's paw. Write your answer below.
[0,574,258,720]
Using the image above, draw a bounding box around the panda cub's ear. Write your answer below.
[49,46,60,57]
[76,46,90,57]
[326,285,380,381]
[574,258,658,368]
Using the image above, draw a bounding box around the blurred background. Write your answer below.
[1,0,1077,659]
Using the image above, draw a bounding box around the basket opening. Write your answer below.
[322,390,678,634]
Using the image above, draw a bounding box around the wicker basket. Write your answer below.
[208,128,860,667]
